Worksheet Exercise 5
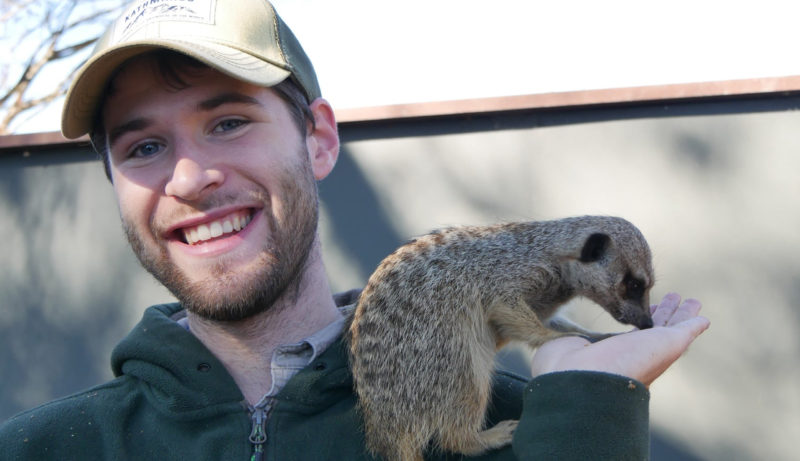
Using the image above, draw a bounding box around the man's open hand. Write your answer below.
[531,293,710,386]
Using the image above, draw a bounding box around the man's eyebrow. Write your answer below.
[197,92,262,111]
[108,118,152,148]
[106,93,262,147]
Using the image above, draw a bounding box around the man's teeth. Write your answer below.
[183,213,252,245]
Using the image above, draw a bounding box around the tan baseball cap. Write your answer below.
[61,0,320,139]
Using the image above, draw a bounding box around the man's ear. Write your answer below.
[579,233,610,262]
[306,98,339,181]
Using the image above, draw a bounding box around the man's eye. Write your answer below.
[130,142,163,158]
[213,119,248,133]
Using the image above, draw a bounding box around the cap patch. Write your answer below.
[116,0,217,42]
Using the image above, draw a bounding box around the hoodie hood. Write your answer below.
[110,303,245,414]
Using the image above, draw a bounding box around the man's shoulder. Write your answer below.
[0,376,136,458]
[0,376,130,432]
[2,303,183,430]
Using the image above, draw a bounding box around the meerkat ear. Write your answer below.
[579,233,611,262]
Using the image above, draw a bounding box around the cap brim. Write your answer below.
[61,39,292,139]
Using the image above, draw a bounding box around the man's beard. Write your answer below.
[123,152,319,322]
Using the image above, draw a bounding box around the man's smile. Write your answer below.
[165,208,257,246]
[181,209,254,245]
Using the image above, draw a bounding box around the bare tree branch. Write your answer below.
[67,5,121,30]
[0,0,125,134]
[53,37,98,60]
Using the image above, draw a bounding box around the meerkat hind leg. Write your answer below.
[439,420,519,456]
[473,420,519,452]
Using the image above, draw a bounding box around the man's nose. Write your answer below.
[164,153,224,201]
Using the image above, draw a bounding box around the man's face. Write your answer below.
[102,59,319,321]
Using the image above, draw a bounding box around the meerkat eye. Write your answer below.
[623,273,645,300]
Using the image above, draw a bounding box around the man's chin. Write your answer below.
[167,273,289,322]
[183,302,268,323]
[177,289,277,322]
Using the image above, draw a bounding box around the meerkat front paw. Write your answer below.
[581,332,618,343]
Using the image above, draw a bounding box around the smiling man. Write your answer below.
[0,0,709,460]
[104,55,334,324]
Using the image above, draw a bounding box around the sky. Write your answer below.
[10,0,800,134]
[271,0,800,108]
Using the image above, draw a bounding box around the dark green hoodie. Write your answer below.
[0,302,650,460]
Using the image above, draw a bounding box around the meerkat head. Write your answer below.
[565,218,655,330]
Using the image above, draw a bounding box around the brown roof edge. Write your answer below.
[3,74,800,151]
[0,131,90,152]
[334,75,800,123]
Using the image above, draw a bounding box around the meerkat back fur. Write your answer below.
[347,216,655,461]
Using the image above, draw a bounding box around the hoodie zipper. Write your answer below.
[248,404,268,461]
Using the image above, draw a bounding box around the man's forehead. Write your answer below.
[107,52,214,95]
[102,54,267,119]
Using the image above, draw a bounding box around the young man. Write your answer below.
[0,0,709,459]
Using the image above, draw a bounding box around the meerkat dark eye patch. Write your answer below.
[579,233,610,262]
[623,272,646,300]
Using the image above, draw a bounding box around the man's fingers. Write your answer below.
[651,292,681,326]
[673,315,711,340]
[666,298,703,326]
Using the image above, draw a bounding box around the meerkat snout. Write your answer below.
[621,272,653,329]
[348,216,655,461]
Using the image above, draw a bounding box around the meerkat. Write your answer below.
[347,215,655,461]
